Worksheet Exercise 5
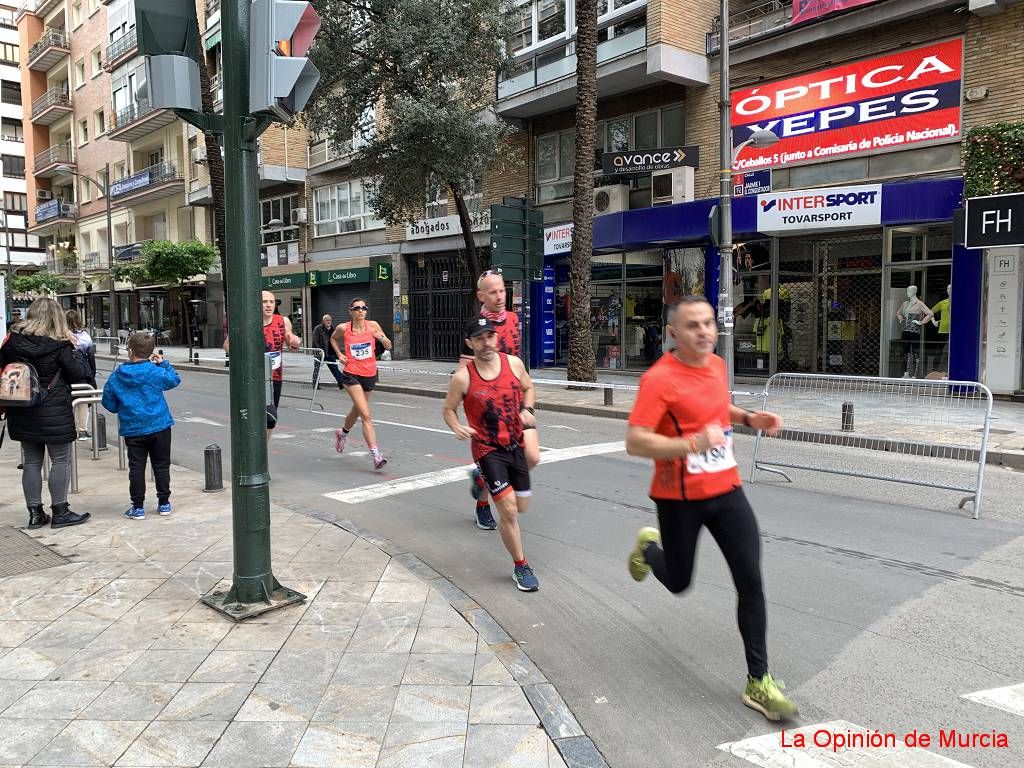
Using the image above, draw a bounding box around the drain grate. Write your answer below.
[0,526,70,578]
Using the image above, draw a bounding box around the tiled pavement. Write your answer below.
[0,448,604,768]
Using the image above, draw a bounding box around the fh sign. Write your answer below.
[965,193,1024,249]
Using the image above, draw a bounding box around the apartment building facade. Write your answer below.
[297,0,1022,393]
[1,0,43,316]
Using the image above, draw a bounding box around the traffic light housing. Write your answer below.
[490,197,543,279]
[250,0,321,121]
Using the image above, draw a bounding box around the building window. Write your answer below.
[537,0,566,42]
[75,59,86,88]
[4,192,27,211]
[1,80,20,106]
[508,3,532,53]
[0,43,17,65]
[90,47,102,77]
[79,177,91,203]
[113,161,125,180]
[94,109,105,136]
[72,0,82,27]
[425,177,482,219]
[147,148,164,167]
[536,103,684,202]
[312,179,384,237]
[78,119,89,145]
[2,155,25,179]
[97,168,108,197]
[1,117,23,142]
[260,192,299,245]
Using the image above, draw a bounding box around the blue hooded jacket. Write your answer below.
[102,359,180,437]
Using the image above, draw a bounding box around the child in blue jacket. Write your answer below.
[102,332,180,520]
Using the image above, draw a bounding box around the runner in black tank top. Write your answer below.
[443,318,541,592]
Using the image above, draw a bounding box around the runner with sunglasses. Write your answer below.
[331,299,393,470]
[460,269,541,530]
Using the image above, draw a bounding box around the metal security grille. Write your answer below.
[750,373,993,518]
[0,526,69,577]
[408,253,477,360]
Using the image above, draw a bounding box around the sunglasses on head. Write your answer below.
[350,305,368,311]
[479,268,503,278]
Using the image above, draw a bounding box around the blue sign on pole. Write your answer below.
[542,265,555,365]
[732,169,772,197]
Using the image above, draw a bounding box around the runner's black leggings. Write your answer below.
[646,487,768,678]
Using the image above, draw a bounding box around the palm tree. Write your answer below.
[568,0,598,383]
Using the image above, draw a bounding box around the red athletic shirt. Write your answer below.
[464,353,524,461]
[263,314,286,382]
[461,312,520,358]
[339,322,378,377]
[628,353,740,501]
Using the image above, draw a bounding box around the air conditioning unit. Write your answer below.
[59,203,74,215]
[651,167,694,206]
[593,184,630,215]
[36,189,53,201]
[290,208,307,225]
[191,145,207,165]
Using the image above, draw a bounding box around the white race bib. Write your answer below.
[686,428,737,474]
[350,340,373,360]
[265,351,282,370]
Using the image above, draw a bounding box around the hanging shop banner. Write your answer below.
[792,0,879,24]
[756,184,882,232]
[543,223,573,256]
[601,145,699,175]
[731,39,963,171]
[542,265,555,365]
[405,209,490,241]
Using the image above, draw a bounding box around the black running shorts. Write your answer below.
[266,380,283,429]
[477,446,531,501]
[341,371,378,391]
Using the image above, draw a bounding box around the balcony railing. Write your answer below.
[498,24,647,100]
[45,255,79,274]
[31,88,72,120]
[80,251,105,271]
[707,0,791,52]
[33,142,73,170]
[109,161,182,199]
[105,29,137,66]
[28,27,69,64]
[210,72,223,105]
[35,199,77,223]
[114,240,152,262]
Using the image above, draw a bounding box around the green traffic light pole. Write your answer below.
[199,0,304,619]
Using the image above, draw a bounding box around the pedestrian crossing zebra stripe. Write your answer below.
[962,682,1024,719]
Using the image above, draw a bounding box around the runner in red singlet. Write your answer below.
[330,297,392,470]
[222,290,301,440]
[460,270,541,530]
[444,318,539,591]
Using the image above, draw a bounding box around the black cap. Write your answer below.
[464,317,496,338]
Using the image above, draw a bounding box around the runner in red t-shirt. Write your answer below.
[330,298,393,470]
[444,318,539,592]
[624,295,798,722]
[460,270,541,530]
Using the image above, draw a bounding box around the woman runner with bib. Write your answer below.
[330,298,392,470]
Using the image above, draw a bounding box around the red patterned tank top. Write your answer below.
[464,353,523,461]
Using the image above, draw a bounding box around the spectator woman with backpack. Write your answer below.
[0,298,93,529]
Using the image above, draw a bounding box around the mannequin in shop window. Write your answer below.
[896,285,934,378]
[930,284,952,373]
[607,289,622,333]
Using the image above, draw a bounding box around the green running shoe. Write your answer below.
[628,527,661,582]
[742,673,799,721]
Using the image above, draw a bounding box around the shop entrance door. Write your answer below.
[408,253,477,360]
[775,233,882,376]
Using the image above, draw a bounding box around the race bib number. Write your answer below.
[350,341,373,360]
[686,428,737,474]
[265,351,282,371]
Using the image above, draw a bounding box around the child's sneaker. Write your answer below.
[158,503,172,516]
[124,506,145,520]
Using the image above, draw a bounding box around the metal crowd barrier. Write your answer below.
[749,373,993,519]
[189,347,326,413]
[70,386,105,493]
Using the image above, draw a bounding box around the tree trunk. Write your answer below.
[568,0,598,383]
[450,183,483,280]
[197,51,228,319]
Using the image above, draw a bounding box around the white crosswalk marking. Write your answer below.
[324,441,625,504]
[717,720,976,767]
[963,682,1024,718]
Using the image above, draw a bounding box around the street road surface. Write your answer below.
[153,370,1024,767]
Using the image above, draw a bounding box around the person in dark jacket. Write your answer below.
[102,332,180,520]
[66,309,97,438]
[0,297,93,529]
[312,313,345,389]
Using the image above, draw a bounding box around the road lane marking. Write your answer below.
[324,441,625,504]
[546,425,580,432]
[179,415,225,427]
[374,401,418,409]
[319,411,452,436]
[717,720,976,767]
[963,682,1024,718]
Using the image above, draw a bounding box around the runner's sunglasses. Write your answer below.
[350,305,368,311]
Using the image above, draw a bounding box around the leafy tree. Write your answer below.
[306,0,517,278]
[568,0,598,383]
[11,272,68,296]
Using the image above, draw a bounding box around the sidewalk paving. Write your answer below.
[100,346,1024,469]
[0,447,605,768]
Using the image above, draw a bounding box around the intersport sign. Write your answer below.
[731,39,963,171]
[756,184,882,232]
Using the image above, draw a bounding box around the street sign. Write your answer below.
[602,146,700,175]
[965,192,1024,249]
[732,169,772,197]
